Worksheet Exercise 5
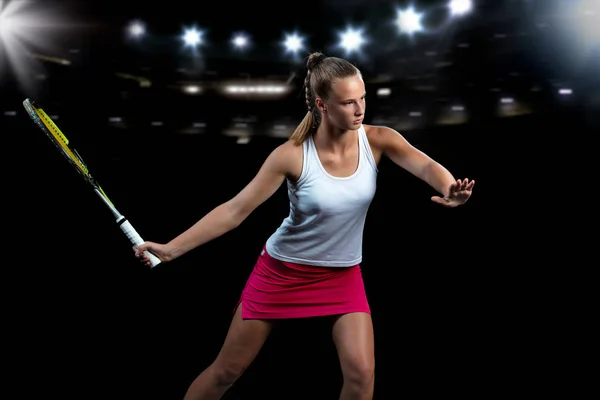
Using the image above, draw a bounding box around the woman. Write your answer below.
[134,51,475,400]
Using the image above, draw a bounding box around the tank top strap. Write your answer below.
[358,125,378,173]
[296,134,316,184]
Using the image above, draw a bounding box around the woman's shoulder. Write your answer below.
[271,139,304,182]
[363,124,394,143]
[362,124,389,162]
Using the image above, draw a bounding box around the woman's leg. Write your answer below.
[183,303,273,400]
[331,312,375,400]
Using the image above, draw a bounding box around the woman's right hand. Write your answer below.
[133,242,173,267]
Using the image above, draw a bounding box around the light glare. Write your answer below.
[396,7,424,34]
[449,0,472,16]
[338,27,366,54]
[283,33,303,52]
[182,27,203,47]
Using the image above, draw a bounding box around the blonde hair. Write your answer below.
[289,52,361,145]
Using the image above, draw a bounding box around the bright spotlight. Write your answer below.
[127,20,146,39]
[232,32,250,49]
[0,0,72,92]
[449,0,472,16]
[0,9,14,37]
[396,7,424,34]
[182,26,203,47]
[338,26,366,54]
[283,32,304,53]
[183,85,201,94]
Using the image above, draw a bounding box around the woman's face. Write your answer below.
[317,74,366,131]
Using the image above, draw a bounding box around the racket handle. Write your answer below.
[118,218,161,268]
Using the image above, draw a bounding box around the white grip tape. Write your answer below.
[119,220,161,267]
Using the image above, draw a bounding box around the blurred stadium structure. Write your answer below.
[1,0,598,142]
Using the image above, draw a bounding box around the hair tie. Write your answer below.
[314,54,327,65]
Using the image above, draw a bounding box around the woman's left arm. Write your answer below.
[369,125,475,207]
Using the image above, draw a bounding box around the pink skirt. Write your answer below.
[235,245,370,320]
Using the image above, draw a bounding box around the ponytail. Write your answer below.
[289,53,321,146]
[289,111,314,146]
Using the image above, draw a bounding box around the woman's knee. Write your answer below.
[343,358,375,388]
[211,359,250,386]
[209,306,272,386]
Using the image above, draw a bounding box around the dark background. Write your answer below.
[3,0,597,398]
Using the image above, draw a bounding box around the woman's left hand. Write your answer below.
[431,178,475,207]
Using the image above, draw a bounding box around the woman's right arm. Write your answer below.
[134,142,295,264]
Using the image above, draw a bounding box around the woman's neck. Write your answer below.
[313,122,358,153]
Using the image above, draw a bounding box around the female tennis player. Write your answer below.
[135,51,474,400]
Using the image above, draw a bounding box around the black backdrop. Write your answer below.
[7,105,583,399]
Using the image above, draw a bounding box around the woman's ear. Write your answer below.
[315,97,327,113]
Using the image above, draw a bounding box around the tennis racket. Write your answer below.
[23,98,161,268]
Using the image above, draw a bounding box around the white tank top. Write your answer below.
[265,125,378,267]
